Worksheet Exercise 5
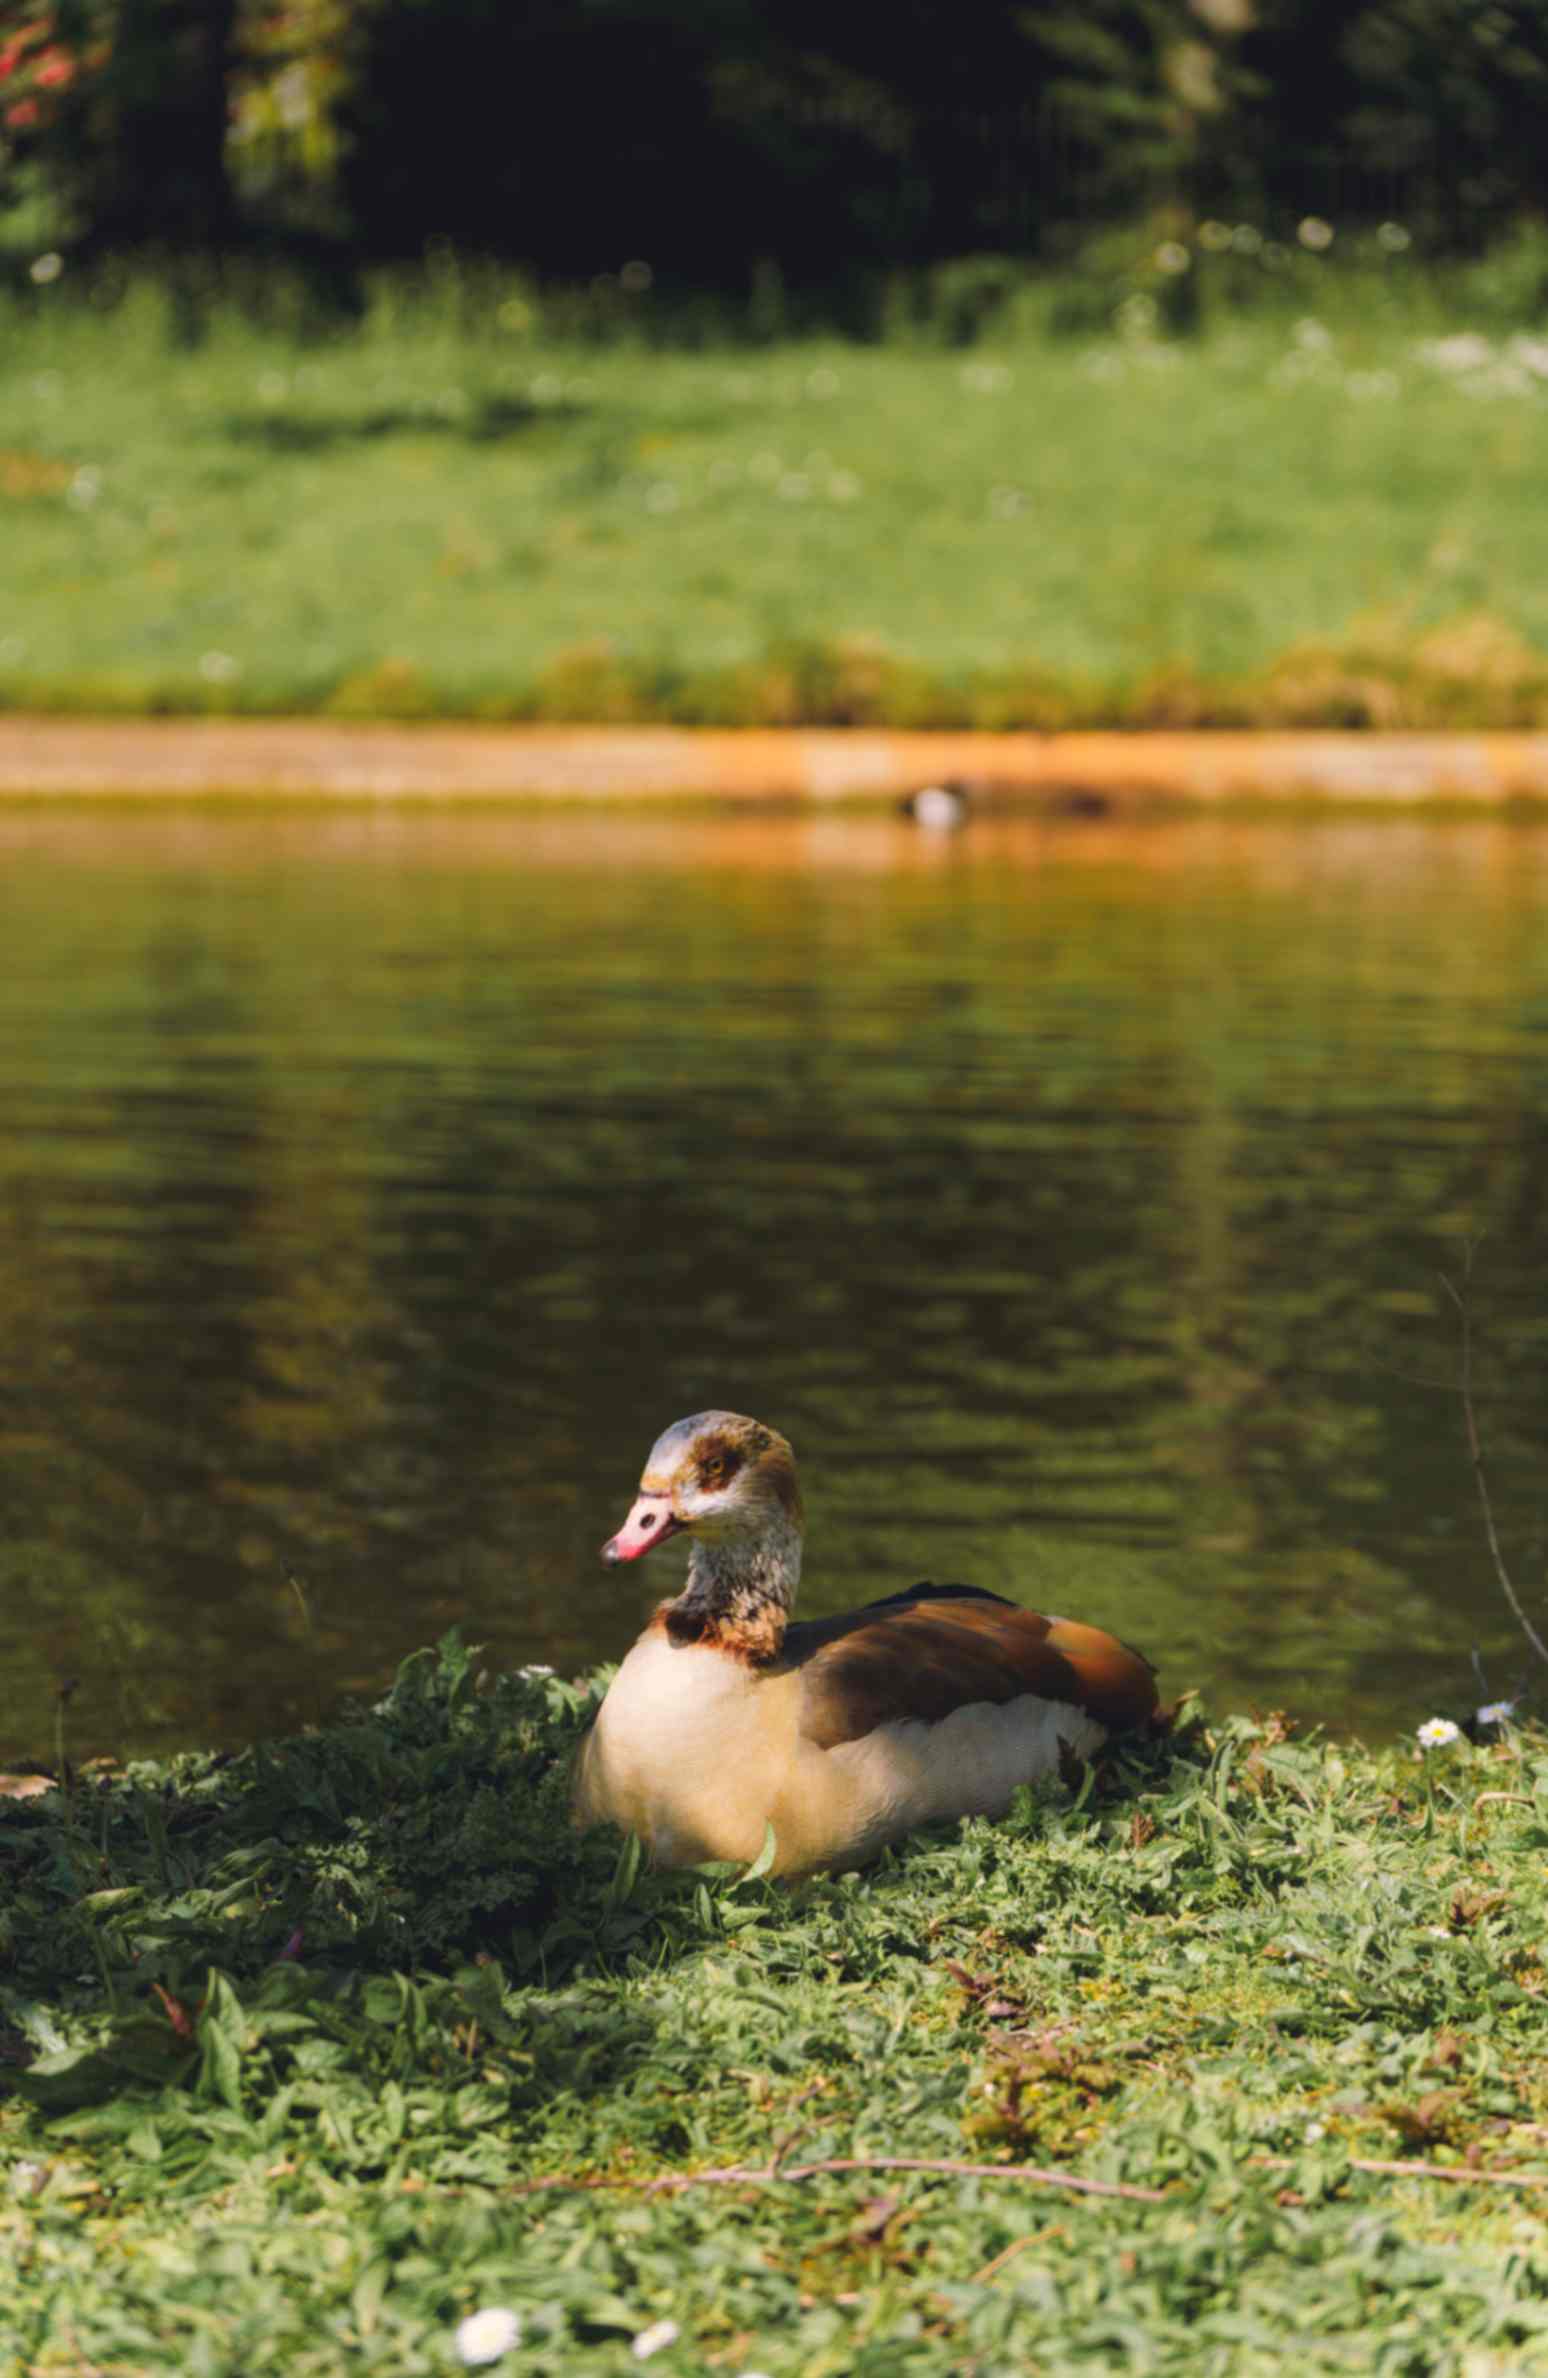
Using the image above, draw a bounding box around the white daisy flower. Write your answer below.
[1416,1717,1462,1749]
[1476,1701,1517,1728]
[455,2307,522,2366]
[632,2320,681,2361]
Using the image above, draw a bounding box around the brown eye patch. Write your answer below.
[696,1438,744,1490]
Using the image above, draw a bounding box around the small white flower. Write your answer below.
[1298,216,1334,251]
[30,252,64,286]
[1377,222,1411,253]
[455,2307,522,2366]
[1346,369,1399,401]
[1417,1717,1462,1749]
[1417,333,1492,376]
[1476,1701,1517,1728]
[1304,2121,1326,2143]
[632,2320,681,2362]
[1114,292,1158,340]
[1154,240,1191,276]
[519,1663,555,1679]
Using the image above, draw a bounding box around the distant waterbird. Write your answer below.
[900,782,970,830]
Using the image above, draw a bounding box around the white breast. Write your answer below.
[572,1634,799,1867]
[573,1635,1109,1876]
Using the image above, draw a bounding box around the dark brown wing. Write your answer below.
[785,1582,1157,1751]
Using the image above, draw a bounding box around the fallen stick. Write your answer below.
[970,2228,1064,2283]
[1254,2153,1548,2190]
[514,2149,1548,2211]
[514,2153,1165,2205]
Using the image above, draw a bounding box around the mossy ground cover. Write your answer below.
[4,1639,1548,2374]
[5,265,1548,729]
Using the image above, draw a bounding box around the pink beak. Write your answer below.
[601,1493,684,1566]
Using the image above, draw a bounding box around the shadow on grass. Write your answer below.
[0,1635,778,2117]
[221,394,587,451]
[0,1633,1188,2128]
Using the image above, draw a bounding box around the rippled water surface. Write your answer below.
[5,804,1548,1759]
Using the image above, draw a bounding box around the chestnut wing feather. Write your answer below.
[786,1582,1157,1751]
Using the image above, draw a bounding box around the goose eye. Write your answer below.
[700,1459,725,1487]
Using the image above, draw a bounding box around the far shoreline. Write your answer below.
[4,717,1548,807]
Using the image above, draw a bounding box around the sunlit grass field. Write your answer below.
[4,266,1548,723]
[7,1640,1548,2376]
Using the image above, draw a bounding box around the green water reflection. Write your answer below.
[3,806,1547,1759]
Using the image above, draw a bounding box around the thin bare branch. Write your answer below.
[1438,1247,1548,1670]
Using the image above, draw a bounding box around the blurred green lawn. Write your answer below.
[4,279,1548,723]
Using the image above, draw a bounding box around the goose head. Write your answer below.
[601,1410,803,1571]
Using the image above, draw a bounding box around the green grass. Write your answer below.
[5,263,1548,725]
[5,1636,1548,2373]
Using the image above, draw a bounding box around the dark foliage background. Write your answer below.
[4,0,1548,287]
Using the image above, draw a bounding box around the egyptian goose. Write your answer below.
[572,1411,1157,1875]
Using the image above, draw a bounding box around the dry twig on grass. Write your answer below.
[515,2149,1548,2214]
[513,2153,1166,2205]
[1254,2154,1548,2190]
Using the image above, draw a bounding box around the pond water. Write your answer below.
[4,803,1548,1763]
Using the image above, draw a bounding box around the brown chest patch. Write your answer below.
[650,1599,786,1666]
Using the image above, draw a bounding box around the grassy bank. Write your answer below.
[5,1638,1548,2374]
[5,262,1548,728]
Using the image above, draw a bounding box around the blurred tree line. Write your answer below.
[3,0,1547,285]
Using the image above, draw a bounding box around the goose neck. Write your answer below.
[669,1514,803,1653]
